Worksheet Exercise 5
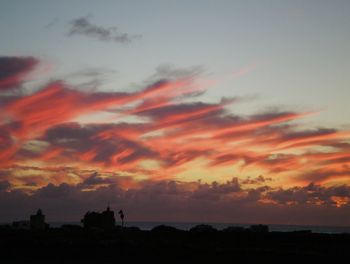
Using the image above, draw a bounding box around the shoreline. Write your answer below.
[4,220,349,234]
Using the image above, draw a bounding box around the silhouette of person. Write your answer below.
[118,210,125,227]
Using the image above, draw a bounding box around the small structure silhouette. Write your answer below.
[12,220,30,230]
[118,210,125,227]
[81,206,116,230]
[249,224,269,233]
[30,209,48,230]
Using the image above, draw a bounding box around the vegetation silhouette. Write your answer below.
[118,209,125,227]
[81,206,115,230]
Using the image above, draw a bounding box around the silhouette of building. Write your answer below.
[190,224,218,233]
[81,206,116,230]
[30,209,48,230]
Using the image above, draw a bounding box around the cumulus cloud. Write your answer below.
[68,16,141,44]
[0,178,349,226]
[266,183,350,207]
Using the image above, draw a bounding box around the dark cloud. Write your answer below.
[43,122,158,167]
[0,55,349,225]
[137,101,225,122]
[0,56,38,91]
[266,183,350,207]
[68,16,141,44]
[241,175,273,185]
[209,153,242,167]
[63,67,118,90]
[281,128,337,141]
[191,178,241,201]
[162,149,212,168]
[44,17,59,29]
[301,167,350,183]
[0,181,10,191]
[0,125,13,149]
[147,64,205,82]
[81,172,113,187]
[0,178,349,226]
[0,125,17,167]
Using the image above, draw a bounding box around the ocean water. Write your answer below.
[49,221,350,234]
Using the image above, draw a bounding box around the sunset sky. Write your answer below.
[0,0,350,226]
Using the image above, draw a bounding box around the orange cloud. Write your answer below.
[0,57,349,200]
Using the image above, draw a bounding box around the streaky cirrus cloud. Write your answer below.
[68,16,141,43]
[0,55,349,224]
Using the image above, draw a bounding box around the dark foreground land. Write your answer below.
[1,225,350,263]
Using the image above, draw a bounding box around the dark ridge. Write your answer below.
[1,223,350,263]
[3,208,349,262]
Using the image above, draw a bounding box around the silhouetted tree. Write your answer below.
[118,210,125,227]
[81,206,115,230]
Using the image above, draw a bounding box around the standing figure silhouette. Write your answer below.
[118,210,125,227]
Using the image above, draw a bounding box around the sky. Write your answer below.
[0,0,350,226]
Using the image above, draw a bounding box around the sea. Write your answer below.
[47,221,350,234]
